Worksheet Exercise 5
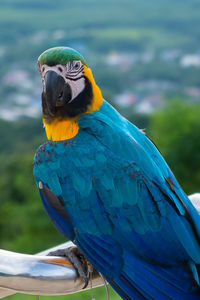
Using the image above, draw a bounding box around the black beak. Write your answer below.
[44,71,72,108]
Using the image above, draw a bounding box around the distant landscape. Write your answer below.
[0,0,200,119]
[0,1,200,299]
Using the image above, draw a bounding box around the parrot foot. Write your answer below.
[48,246,89,289]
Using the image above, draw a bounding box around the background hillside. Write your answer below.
[1,0,200,119]
[0,1,200,299]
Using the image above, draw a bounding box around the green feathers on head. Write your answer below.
[38,47,87,66]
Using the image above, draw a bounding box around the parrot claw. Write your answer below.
[47,246,89,289]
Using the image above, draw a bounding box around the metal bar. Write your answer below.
[188,193,200,213]
[0,241,103,298]
[0,193,199,298]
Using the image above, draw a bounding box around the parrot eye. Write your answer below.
[66,60,82,73]
[74,61,81,70]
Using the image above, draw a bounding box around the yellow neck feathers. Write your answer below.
[83,66,103,113]
[43,118,79,141]
[43,66,103,142]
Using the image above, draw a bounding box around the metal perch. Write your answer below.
[0,193,200,298]
[0,241,103,298]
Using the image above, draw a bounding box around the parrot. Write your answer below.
[34,46,200,300]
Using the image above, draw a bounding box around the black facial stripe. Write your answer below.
[69,66,83,73]
[67,67,83,76]
[65,75,84,81]
[68,71,82,77]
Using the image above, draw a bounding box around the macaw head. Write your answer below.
[38,47,103,140]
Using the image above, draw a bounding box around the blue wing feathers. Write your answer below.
[122,250,200,300]
[38,185,75,240]
[34,100,200,299]
[167,208,200,263]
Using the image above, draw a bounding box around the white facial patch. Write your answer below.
[39,60,85,102]
[67,77,85,103]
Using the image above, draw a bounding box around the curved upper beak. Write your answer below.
[44,71,72,107]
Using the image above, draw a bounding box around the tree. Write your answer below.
[0,154,64,253]
[148,100,200,194]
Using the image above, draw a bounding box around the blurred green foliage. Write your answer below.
[0,153,64,254]
[149,100,200,194]
[5,286,121,300]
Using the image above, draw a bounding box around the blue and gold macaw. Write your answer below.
[34,47,200,299]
